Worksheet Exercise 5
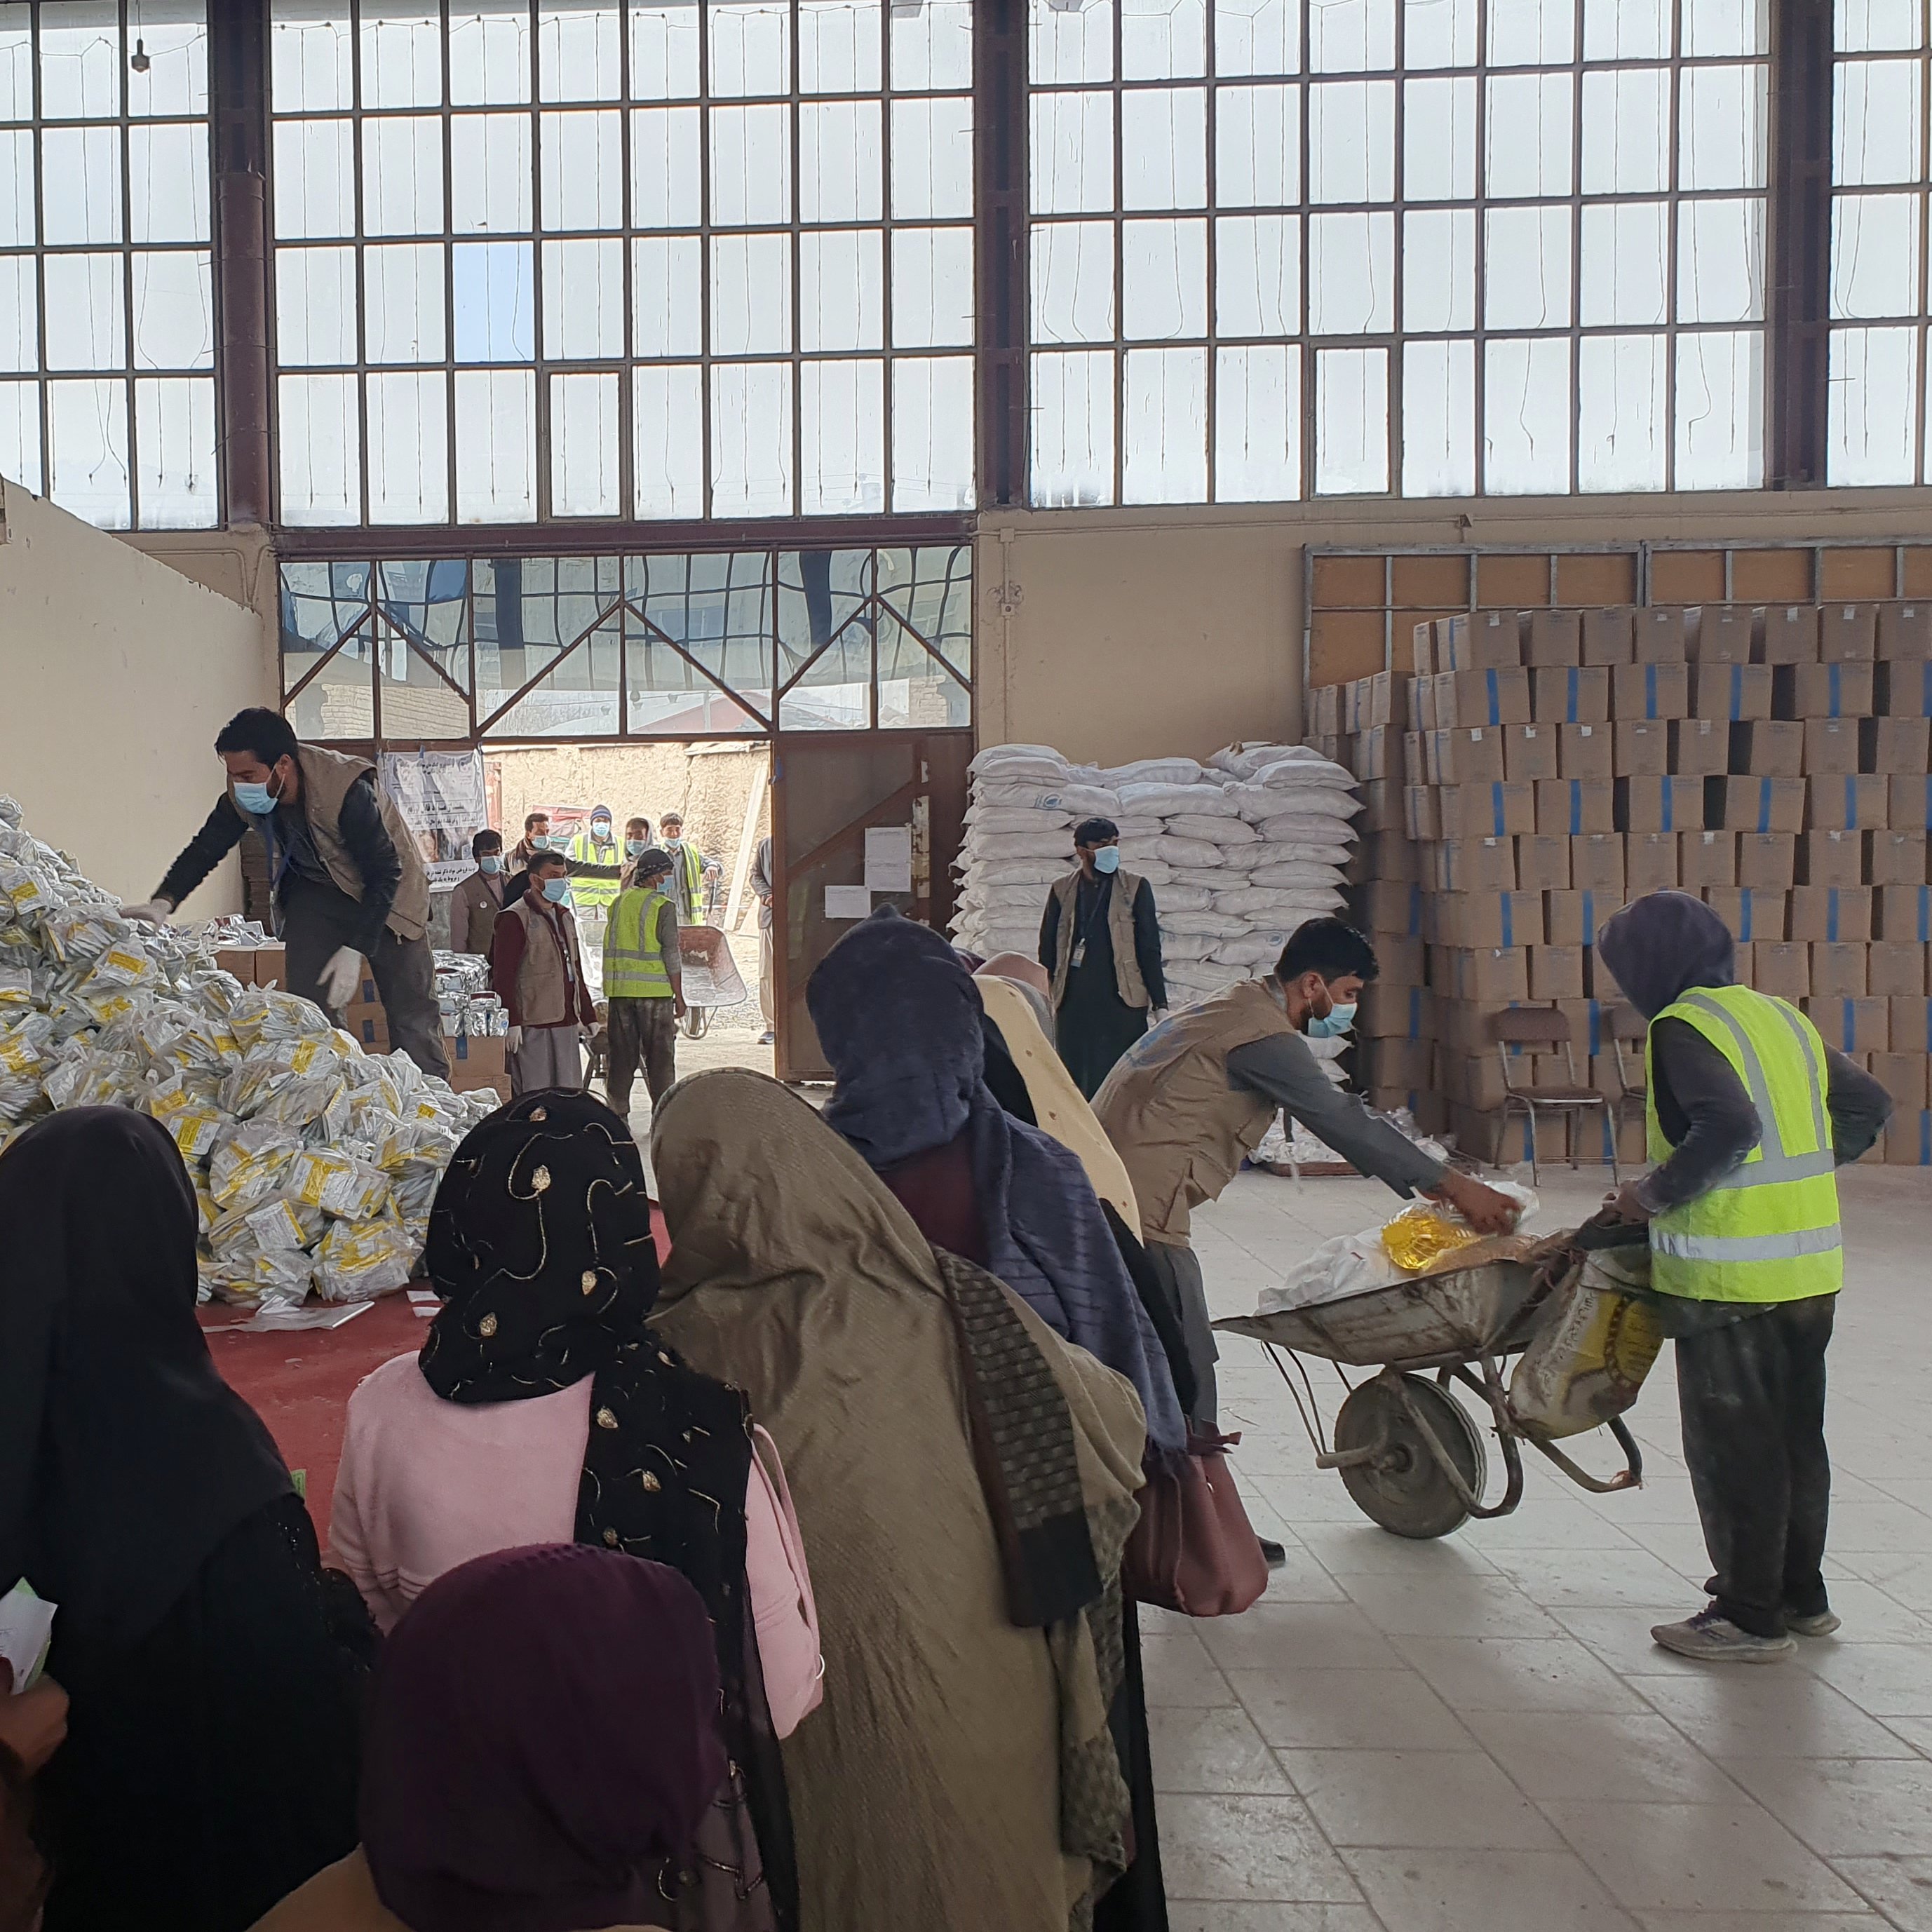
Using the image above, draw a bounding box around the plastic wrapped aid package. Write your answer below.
[1256,1183,1540,1317]
[0,795,499,1307]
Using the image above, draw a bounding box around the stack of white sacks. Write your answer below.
[951,741,1360,1038]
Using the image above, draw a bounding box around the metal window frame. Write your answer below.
[1820,8,1932,485]
[278,536,973,747]
[2,0,222,527]
[1022,0,1776,507]
[261,0,978,529]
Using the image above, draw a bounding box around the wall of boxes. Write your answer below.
[1307,598,1932,1167]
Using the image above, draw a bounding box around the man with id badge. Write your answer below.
[1038,816,1168,1099]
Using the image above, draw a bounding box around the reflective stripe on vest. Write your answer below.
[1644,985,1843,1304]
[604,888,674,999]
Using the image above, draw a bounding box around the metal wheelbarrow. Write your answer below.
[1213,1259,1644,1540]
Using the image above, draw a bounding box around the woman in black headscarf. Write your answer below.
[0,1107,368,1932]
[330,1090,811,1932]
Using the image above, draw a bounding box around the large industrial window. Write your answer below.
[1830,0,1929,485]
[1026,0,1769,506]
[0,0,218,527]
[268,0,977,527]
[278,541,971,736]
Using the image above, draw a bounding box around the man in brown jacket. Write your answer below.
[490,849,597,1095]
[126,708,448,1077]
[1095,918,1515,1431]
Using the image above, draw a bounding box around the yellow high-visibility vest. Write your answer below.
[1644,983,1842,1302]
[604,887,675,999]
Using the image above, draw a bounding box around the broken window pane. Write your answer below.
[452,241,535,360]
[1031,0,1112,85]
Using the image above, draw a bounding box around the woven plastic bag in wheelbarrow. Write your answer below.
[1508,1242,1664,1440]
[675,926,748,1009]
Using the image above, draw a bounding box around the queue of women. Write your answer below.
[0,907,1196,1932]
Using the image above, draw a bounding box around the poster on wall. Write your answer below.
[379,750,487,891]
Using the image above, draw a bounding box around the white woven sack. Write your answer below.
[962,829,1079,860]
[965,858,1070,886]
[1212,743,1300,779]
[1153,882,1213,912]
[1247,857,1351,887]
[1252,755,1356,790]
[1159,909,1248,938]
[1123,835,1224,869]
[972,883,1053,910]
[1103,757,1202,786]
[1118,781,1241,818]
[975,779,1121,816]
[1251,809,1360,841]
[1157,931,1222,961]
[1168,959,1248,994]
[1130,858,1173,884]
[969,743,1067,776]
[1166,813,1259,844]
[1236,782,1358,819]
[965,806,1074,834]
[1112,816,1165,839]
[1212,888,1344,919]
[1212,934,1292,966]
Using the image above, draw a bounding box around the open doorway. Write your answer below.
[482,738,774,1076]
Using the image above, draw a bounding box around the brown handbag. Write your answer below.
[1123,1428,1269,1617]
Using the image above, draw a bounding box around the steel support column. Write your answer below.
[210,0,273,526]
[973,1,1027,509]
[1767,0,1834,488]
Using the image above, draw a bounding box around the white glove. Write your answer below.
[319,946,363,1011]
[1151,1006,1171,1025]
[506,1025,524,1055]
[121,898,175,924]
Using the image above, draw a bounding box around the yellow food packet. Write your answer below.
[1380,1203,1482,1273]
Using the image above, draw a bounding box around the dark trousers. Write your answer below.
[1676,1294,1836,1638]
[1147,1238,1217,1430]
[283,877,448,1080]
[605,996,678,1116]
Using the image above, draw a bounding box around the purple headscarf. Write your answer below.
[809,907,1185,1457]
[360,1544,725,1932]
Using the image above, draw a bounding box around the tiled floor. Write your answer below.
[1155,1164,1932,1932]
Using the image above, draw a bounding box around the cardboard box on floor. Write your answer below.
[445,1032,511,1102]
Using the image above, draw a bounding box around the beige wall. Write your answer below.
[976,485,1932,763]
[0,482,273,912]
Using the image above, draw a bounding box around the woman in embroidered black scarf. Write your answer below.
[384,1092,800,1932]
[650,1068,1147,1932]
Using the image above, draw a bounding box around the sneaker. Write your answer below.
[758,1030,775,1046]
[1785,1608,1842,1638]
[1650,1606,1796,1663]
[1257,1538,1288,1571]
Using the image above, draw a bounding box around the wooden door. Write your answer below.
[770,730,971,1081]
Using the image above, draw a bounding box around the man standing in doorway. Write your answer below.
[126,708,448,1079]
[1095,919,1518,1436]
[567,805,625,943]
[602,846,686,1120]
[1039,816,1169,1098]
[491,849,597,1096]
[1596,891,1891,1663]
[658,813,707,924]
[750,832,776,1046]
[447,828,506,957]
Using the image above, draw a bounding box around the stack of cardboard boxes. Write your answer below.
[343,968,511,1102]
[1309,601,1932,1166]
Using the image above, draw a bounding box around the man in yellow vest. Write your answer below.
[566,806,626,931]
[126,708,448,1079]
[602,846,685,1121]
[658,813,709,924]
[1095,918,1518,1436]
[1598,892,1891,1663]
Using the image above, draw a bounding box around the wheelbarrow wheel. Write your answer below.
[1333,1374,1489,1539]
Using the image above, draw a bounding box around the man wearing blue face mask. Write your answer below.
[1096,917,1518,1434]
[447,829,506,957]
[489,849,596,1095]
[1039,816,1169,1099]
[127,708,448,1077]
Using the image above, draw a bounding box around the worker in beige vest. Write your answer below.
[489,849,597,1095]
[1095,917,1518,1435]
[447,828,506,958]
[1039,816,1168,1099]
[129,708,449,1078]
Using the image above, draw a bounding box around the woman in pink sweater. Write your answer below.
[330,1093,818,1932]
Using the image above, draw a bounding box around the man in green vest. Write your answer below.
[1598,892,1892,1663]
[126,708,449,1079]
[602,846,685,1121]
[658,813,709,925]
[567,805,625,929]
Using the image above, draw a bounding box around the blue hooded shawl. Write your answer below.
[809,908,1186,1458]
